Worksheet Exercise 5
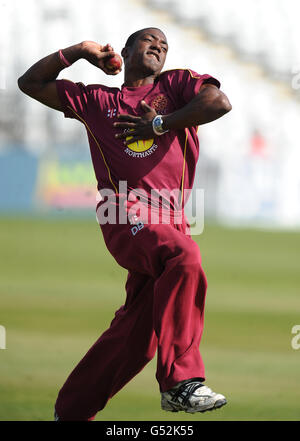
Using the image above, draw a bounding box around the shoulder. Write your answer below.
[85,83,120,95]
[157,69,220,90]
[158,68,201,81]
[59,80,119,95]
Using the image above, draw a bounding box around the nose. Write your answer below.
[150,42,161,53]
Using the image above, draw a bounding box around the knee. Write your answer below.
[133,337,157,366]
[143,346,157,364]
[175,240,201,269]
[174,241,208,294]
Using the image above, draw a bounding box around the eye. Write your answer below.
[144,38,152,42]
[162,47,167,52]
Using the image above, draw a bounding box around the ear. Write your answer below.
[121,47,128,59]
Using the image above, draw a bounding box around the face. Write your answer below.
[122,28,168,75]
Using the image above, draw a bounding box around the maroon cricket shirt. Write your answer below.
[56,69,220,210]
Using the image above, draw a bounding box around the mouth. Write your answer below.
[146,51,160,62]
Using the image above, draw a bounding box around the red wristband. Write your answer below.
[58,49,72,68]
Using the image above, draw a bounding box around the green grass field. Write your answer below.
[0,216,299,421]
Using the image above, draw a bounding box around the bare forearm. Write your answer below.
[18,43,83,91]
[17,41,119,111]
[163,85,232,130]
[114,85,232,145]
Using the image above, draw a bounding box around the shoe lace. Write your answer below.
[171,381,209,407]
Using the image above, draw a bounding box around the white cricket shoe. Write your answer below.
[161,379,227,413]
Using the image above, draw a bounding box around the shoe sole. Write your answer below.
[198,398,227,414]
[162,398,227,414]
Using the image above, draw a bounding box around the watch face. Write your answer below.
[154,116,162,130]
[152,115,167,136]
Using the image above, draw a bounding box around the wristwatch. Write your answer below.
[152,115,169,136]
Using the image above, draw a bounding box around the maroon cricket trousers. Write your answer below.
[55,201,208,420]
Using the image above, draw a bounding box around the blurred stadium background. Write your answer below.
[0,0,300,421]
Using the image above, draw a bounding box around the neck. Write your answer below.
[123,69,158,87]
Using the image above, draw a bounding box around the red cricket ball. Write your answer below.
[105,54,122,71]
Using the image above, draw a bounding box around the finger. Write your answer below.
[101,51,116,59]
[115,129,137,139]
[102,44,114,52]
[117,114,141,122]
[114,122,136,129]
[105,68,122,76]
[141,100,154,112]
[124,136,145,146]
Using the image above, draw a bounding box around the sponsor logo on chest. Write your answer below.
[107,94,169,159]
[123,94,169,159]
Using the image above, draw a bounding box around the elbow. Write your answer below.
[218,95,232,115]
[224,100,232,114]
[18,75,32,95]
[18,76,27,93]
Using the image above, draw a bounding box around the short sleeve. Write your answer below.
[169,69,221,105]
[56,79,90,121]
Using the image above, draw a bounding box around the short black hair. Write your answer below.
[125,27,164,47]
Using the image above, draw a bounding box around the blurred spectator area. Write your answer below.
[1,0,300,226]
[147,0,300,85]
